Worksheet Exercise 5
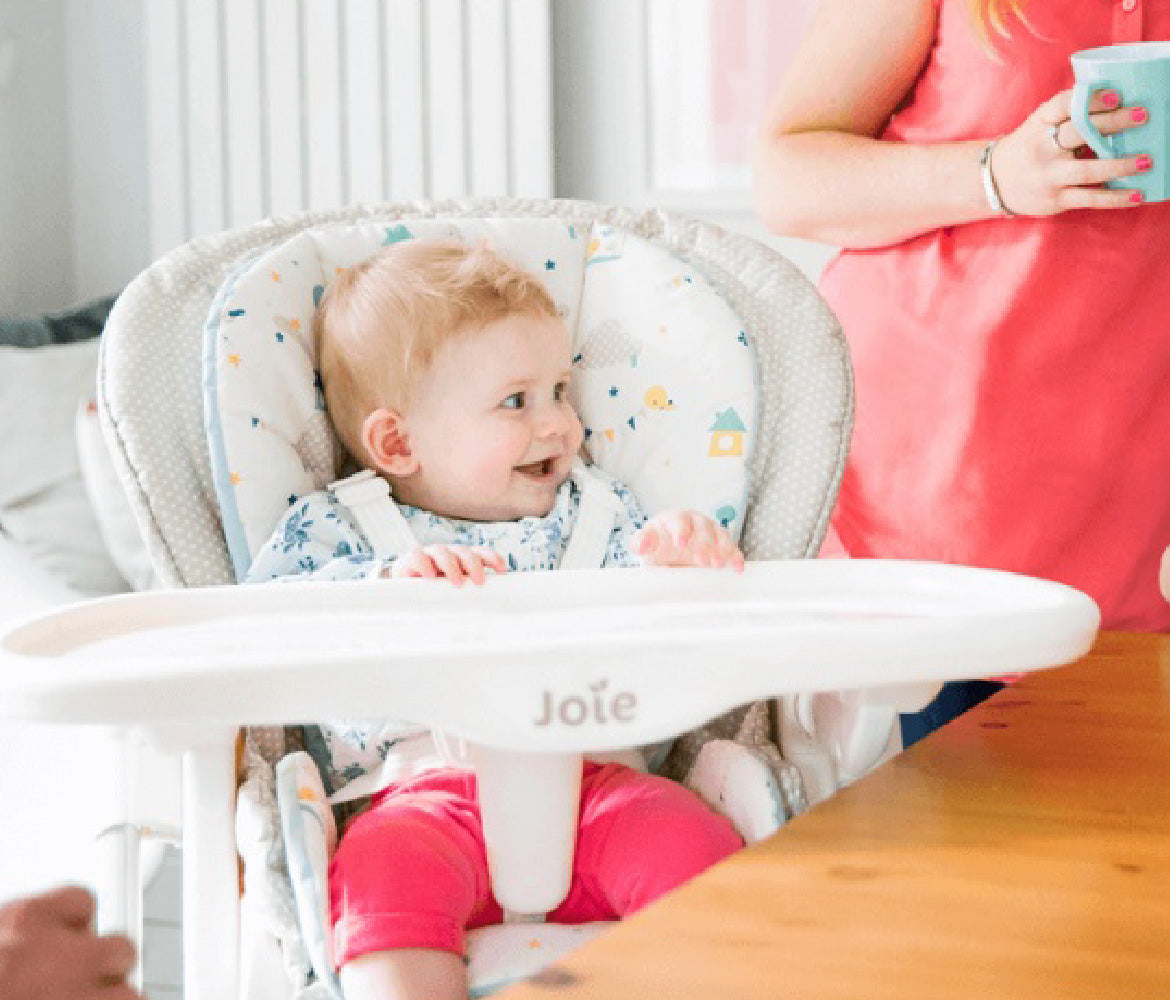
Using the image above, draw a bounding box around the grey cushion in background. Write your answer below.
[0,294,129,595]
[0,295,117,347]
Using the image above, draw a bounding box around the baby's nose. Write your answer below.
[537,406,571,438]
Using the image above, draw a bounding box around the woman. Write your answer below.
[755,0,1170,737]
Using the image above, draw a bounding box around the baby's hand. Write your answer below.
[634,510,744,572]
[388,545,507,586]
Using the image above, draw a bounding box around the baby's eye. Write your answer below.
[501,392,525,410]
[553,381,569,402]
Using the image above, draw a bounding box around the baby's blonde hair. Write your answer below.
[314,239,559,464]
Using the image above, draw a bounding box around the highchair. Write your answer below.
[0,198,1099,1000]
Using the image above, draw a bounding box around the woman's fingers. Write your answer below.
[78,933,138,983]
[1052,153,1150,204]
[1056,183,1145,209]
[996,86,1151,216]
[1056,105,1150,152]
[1043,86,1120,124]
[10,887,96,931]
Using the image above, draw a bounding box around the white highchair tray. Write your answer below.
[0,559,1099,750]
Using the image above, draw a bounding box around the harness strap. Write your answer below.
[559,459,622,570]
[327,469,419,561]
[328,462,619,570]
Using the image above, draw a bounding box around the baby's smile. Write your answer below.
[514,456,560,482]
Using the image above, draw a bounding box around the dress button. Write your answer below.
[1122,0,1137,11]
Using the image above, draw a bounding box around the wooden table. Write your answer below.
[502,631,1170,999]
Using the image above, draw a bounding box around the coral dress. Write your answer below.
[820,0,1170,630]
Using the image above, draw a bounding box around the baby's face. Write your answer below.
[396,313,584,521]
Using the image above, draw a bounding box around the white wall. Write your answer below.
[2,2,830,317]
[0,0,149,316]
[551,0,836,284]
[65,0,149,304]
[0,0,73,313]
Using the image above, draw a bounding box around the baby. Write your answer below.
[248,239,744,1000]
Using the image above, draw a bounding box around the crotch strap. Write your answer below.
[327,469,419,561]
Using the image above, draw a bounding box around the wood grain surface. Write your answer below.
[501,631,1170,999]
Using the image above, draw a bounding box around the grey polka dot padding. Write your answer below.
[99,196,851,588]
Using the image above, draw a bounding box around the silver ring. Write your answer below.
[1049,122,1071,153]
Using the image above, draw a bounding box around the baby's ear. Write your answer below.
[361,408,418,477]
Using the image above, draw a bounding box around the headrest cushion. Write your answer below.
[205,218,755,579]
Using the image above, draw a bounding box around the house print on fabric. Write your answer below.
[709,407,746,457]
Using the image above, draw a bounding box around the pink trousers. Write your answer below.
[329,760,743,964]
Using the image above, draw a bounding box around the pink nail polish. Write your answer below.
[1132,107,1148,124]
[1130,190,1145,204]
[1102,91,1120,108]
[1137,154,1153,171]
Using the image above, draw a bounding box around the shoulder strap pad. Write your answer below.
[559,460,623,570]
[327,470,418,561]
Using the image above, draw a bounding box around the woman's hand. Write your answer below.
[388,545,506,585]
[634,511,745,572]
[0,887,141,1000]
[992,87,1152,215]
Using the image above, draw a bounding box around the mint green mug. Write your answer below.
[1071,41,1170,203]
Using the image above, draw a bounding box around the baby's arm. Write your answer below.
[635,509,745,572]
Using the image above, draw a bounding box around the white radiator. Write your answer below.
[144,0,552,257]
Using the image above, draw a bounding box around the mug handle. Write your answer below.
[1071,80,1117,159]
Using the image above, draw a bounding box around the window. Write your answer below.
[646,0,816,203]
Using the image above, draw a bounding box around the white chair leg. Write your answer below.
[95,821,143,991]
[179,728,240,1000]
[779,686,932,803]
[810,692,898,785]
[470,745,582,919]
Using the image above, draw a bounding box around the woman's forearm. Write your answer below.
[754,130,1002,249]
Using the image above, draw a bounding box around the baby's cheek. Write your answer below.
[467,435,524,483]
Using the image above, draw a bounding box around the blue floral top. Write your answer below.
[244,466,652,794]
[245,465,648,584]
